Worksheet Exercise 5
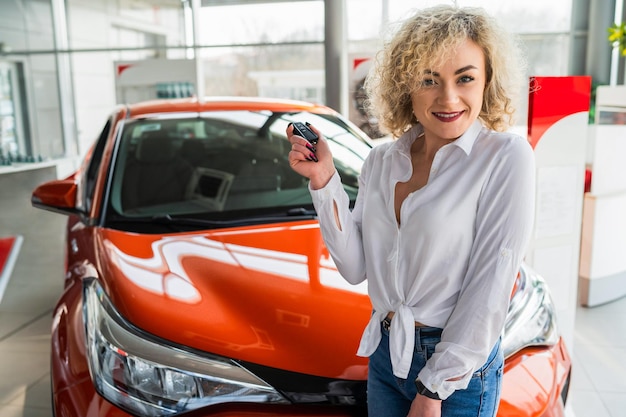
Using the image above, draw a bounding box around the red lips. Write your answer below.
[433,111,464,122]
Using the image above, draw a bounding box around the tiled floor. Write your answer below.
[568,297,626,417]
[1,172,625,417]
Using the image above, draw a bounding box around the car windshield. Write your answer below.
[105,110,371,231]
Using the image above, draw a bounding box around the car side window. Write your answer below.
[78,119,111,214]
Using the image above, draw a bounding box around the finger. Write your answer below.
[288,128,318,153]
[290,131,314,147]
[288,149,304,163]
[290,143,318,163]
[288,150,315,169]
[291,140,314,154]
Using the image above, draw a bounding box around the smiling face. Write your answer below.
[410,38,487,142]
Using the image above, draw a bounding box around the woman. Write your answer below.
[288,5,535,417]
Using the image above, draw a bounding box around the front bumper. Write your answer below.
[51,278,571,417]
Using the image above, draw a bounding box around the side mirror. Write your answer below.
[31,179,81,216]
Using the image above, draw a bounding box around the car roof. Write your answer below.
[122,96,336,120]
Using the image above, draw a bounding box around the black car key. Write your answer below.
[292,122,319,145]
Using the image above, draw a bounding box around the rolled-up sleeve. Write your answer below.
[309,170,367,285]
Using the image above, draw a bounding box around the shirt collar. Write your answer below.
[386,120,484,158]
[453,120,483,155]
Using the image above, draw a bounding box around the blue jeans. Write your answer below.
[367,324,503,417]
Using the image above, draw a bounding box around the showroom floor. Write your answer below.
[1,183,626,417]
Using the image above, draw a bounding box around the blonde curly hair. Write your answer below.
[364,5,526,138]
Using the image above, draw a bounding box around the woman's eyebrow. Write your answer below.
[424,65,478,77]
[455,65,478,74]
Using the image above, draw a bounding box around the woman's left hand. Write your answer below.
[407,394,442,417]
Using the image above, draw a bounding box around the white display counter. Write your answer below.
[579,123,626,306]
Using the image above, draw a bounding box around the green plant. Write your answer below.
[608,22,626,56]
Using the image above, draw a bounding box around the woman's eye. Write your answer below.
[459,75,475,84]
[421,78,437,87]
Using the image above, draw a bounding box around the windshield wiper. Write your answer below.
[107,209,317,230]
[285,207,316,216]
[108,214,233,226]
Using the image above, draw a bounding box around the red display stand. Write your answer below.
[0,235,23,303]
[527,76,592,149]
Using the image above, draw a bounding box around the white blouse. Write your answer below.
[309,120,535,400]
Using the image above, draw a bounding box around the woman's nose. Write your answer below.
[439,84,460,104]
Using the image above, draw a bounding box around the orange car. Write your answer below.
[32,97,570,417]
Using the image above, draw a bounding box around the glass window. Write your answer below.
[195,1,326,99]
[199,1,324,45]
[381,0,572,33]
[346,0,384,41]
[460,0,572,33]
[201,44,325,98]
[76,118,111,215]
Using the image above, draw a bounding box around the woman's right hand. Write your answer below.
[287,123,336,190]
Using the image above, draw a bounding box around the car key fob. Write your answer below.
[292,122,319,145]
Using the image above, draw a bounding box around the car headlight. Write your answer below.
[83,278,288,416]
[501,264,560,358]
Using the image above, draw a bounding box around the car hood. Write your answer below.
[96,220,371,380]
